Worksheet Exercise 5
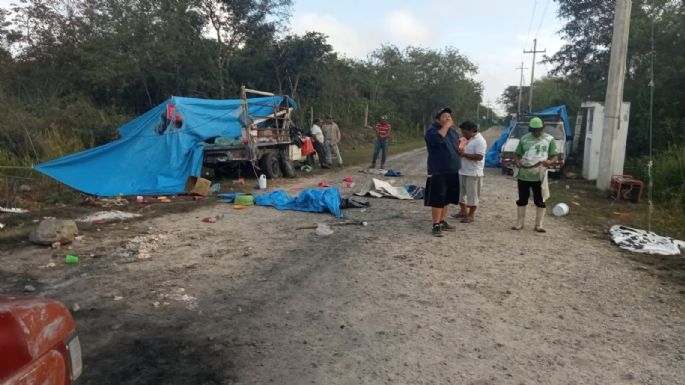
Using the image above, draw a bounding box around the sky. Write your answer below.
[0,0,567,114]
[288,0,567,113]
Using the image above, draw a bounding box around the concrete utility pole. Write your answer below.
[597,0,632,190]
[523,38,546,112]
[516,62,528,115]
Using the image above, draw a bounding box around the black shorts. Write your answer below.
[424,173,460,208]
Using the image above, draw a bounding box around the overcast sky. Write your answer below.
[0,0,566,113]
[290,0,566,113]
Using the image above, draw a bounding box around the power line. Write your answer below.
[524,0,539,49]
[534,0,551,40]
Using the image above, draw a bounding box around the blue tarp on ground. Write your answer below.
[34,96,296,196]
[255,187,343,218]
[484,105,573,167]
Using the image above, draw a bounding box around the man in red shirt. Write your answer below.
[370,115,392,169]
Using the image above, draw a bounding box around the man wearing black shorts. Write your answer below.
[424,107,461,237]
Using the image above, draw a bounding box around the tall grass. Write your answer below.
[628,144,685,213]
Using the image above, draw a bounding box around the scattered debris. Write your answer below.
[355,178,413,200]
[29,219,78,246]
[610,225,685,256]
[298,220,368,230]
[0,223,4,230]
[118,234,168,259]
[156,287,198,309]
[51,242,61,249]
[552,203,569,217]
[1,207,29,214]
[208,183,221,194]
[23,285,36,293]
[65,255,79,264]
[114,296,124,301]
[77,210,141,223]
[71,303,80,312]
[315,223,334,236]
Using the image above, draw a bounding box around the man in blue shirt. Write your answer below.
[424,107,461,237]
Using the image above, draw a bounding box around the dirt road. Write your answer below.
[1,127,683,385]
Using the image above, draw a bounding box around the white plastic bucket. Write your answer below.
[553,203,569,217]
[258,174,267,189]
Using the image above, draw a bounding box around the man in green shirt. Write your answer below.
[511,116,558,232]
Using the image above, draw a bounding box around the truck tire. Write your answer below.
[279,153,296,178]
[259,152,282,179]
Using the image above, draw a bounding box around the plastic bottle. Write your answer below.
[258,174,267,189]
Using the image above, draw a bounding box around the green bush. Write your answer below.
[628,144,685,210]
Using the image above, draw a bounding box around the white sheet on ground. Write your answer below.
[610,225,684,256]
[77,210,142,223]
[355,178,412,200]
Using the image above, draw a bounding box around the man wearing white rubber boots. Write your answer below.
[511,116,558,232]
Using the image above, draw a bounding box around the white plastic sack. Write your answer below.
[610,225,685,256]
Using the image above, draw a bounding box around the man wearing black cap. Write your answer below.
[424,107,460,237]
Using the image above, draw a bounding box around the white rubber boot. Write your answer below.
[534,207,546,233]
[511,206,526,230]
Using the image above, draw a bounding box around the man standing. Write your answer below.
[511,116,558,232]
[424,107,460,237]
[370,115,392,169]
[309,118,327,168]
[456,120,487,223]
[322,116,343,168]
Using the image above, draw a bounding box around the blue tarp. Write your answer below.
[484,105,573,168]
[255,187,343,218]
[35,96,296,196]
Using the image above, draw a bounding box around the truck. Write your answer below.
[499,112,569,178]
[0,296,82,385]
[202,87,303,179]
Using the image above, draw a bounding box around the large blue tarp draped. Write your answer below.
[485,105,573,168]
[255,187,343,218]
[35,96,296,196]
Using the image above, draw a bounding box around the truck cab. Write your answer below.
[0,297,82,385]
[203,87,303,179]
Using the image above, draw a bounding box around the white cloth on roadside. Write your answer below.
[610,225,685,256]
[355,178,412,200]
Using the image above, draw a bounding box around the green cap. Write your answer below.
[529,117,544,129]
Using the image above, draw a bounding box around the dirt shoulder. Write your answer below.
[0,129,683,385]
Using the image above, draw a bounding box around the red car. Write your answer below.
[0,296,82,385]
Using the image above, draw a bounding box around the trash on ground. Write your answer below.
[315,223,334,236]
[359,168,388,175]
[256,187,342,218]
[340,198,371,209]
[113,296,124,301]
[355,178,413,200]
[29,219,79,246]
[1,207,29,214]
[404,185,425,200]
[233,204,246,209]
[297,220,368,230]
[572,201,581,206]
[77,210,141,223]
[71,303,80,312]
[24,285,36,293]
[202,217,217,223]
[384,169,403,177]
[234,195,255,206]
[217,192,246,203]
[0,223,4,230]
[552,203,570,217]
[208,183,221,194]
[610,225,685,256]
[118,234,168,259]
[65,254,79,264]
[258,174,268,189]
[318,182,331,188]
[300,164,313,173]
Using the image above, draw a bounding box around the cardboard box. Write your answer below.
[185,176,212,196]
